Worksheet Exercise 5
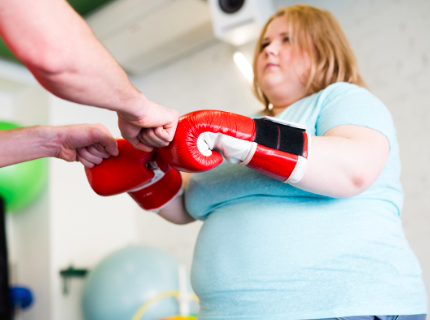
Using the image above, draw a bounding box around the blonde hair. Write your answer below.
[253,5,367,109]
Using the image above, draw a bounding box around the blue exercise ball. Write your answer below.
[82,246,181,320]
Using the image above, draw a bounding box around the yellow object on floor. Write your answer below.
[132,290,199,320]
[160,317,197,320]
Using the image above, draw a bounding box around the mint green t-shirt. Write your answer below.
[185,82,427,320]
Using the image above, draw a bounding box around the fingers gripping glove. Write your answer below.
[158,110,311,183]
[85,138,156,196]
[128,153,183,212]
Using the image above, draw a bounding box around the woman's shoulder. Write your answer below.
[316,82,387,112]
[314,82,397,144]
[318,82,373,99]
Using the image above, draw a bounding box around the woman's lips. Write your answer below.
[265,63,279,70]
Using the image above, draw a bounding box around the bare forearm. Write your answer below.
[157,195,195,225]
[0,127,59,167]
[36,66,146,118]
[293,128,389,198]
[293,136,367,197]
[0,0,144,116]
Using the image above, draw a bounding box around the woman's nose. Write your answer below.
[264,42,278,56]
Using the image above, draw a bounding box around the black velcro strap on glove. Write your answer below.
[253,118,305,156]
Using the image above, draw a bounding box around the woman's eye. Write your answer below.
[283,37,290,42]
[261,42,270,48]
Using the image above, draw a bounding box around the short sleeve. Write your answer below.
[316,83,396,146]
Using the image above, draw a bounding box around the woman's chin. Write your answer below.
[260,82,276,92]
[260,80,284,96]
[260,73,285,88]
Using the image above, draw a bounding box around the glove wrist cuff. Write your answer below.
[285,132,311,184]
[149,184,184,213]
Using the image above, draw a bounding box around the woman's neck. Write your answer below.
[265,88,308,116]
[271,105,288,116]
[266,100,297,116]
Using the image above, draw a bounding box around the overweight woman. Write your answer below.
[139,5,427,320]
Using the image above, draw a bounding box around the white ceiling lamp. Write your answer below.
[233,51,253,83]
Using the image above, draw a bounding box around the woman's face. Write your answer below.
[256,17,310,108]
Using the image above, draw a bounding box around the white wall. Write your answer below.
[0,93,13,120]
[12,84,51,320]
[0,61,53,320]
[48,98,140,320]
[0,58,35,122]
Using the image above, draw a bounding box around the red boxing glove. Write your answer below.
[85,138,155,196]
[85,138,183,212]
[158,110,310,183]
[128,153,183,212]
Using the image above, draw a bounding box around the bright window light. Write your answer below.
[233,52,254,83]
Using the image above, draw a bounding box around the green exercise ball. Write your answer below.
[0,121,48,212]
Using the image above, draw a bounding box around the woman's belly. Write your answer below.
[190,196,426,319]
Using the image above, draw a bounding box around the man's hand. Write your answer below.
[54,124,119,168]
[0,124,118,168]
[117,98,179,152]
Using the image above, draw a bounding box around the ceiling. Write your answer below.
[0,0,114,63]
